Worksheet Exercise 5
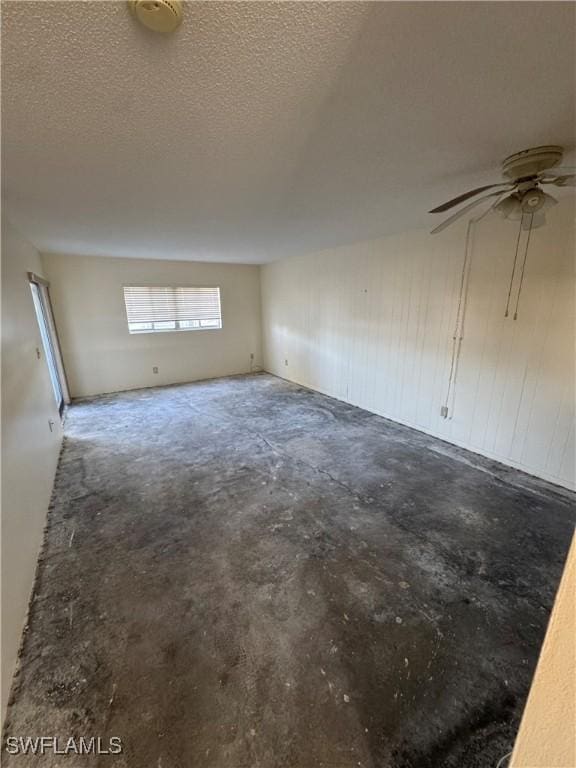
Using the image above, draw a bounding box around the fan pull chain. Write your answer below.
[513,212,534,320]
[504,215,524,317]
[442,194,505,419]
[443,218,473,415]
[448,219,475,417]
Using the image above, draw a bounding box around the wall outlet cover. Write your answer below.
[153,367,159,374]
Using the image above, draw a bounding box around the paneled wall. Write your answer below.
[261,199,575,489]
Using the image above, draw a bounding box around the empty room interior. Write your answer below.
[2,1,576,766]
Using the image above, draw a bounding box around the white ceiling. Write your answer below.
[2,1,575,264]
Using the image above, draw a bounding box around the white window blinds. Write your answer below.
[123,286,222,334]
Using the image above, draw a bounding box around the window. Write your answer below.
[123,286,222,334]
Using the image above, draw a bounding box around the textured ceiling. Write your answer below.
[2,1,575,263]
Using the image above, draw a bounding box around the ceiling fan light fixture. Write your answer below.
[429,145,571,234]
[541,191,558,210]
[520,187,546,214]
[495,194,522,220]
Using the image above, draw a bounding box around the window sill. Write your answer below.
[128,327,223,335]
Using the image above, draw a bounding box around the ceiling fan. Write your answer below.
[429,145,575,234]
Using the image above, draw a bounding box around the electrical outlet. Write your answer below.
[36,347,41,360]
[284,359,288,366]
[440,405,449,419]
[250,353,254,360]
[153,366,159,374]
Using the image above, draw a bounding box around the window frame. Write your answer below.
[122,284,223,336]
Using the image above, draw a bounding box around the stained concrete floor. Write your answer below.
[4,374,575,767]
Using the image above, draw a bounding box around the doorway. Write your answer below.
[28,272,69,416]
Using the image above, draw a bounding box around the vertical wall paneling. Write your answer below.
[261,199,575,489]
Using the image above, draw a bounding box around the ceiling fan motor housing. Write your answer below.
[502,145,563,180]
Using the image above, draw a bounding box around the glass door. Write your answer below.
[29,275,69,415]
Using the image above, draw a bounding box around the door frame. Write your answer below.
[28,271,70,413]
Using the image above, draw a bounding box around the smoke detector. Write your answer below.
[129,0,183,33]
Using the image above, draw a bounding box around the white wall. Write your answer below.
[1,222,63,720]
[261,199,575,490]
[511,531,576,767]
[43,254,263,398]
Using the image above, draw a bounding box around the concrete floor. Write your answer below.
[4,374,575,767]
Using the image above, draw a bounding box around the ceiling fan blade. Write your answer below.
[542,166,575,175]
[431,191,504,234]
[541,174,576,187]
[429,183,513,213]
